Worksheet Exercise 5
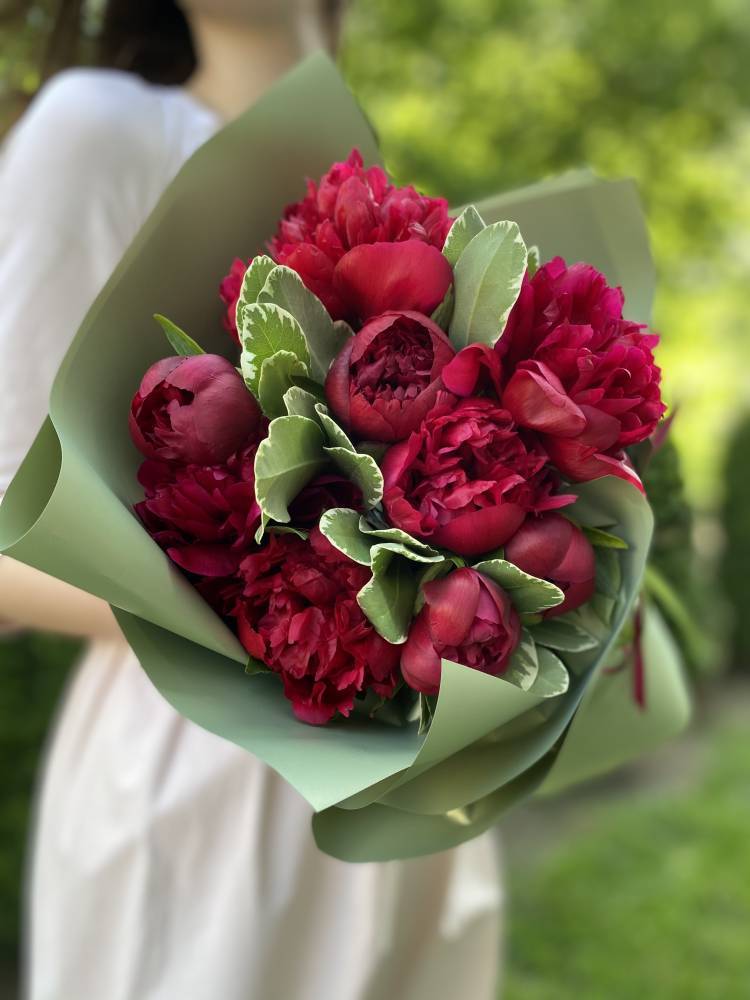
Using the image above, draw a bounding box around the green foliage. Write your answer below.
[0,634,78,963]
[153,314,205,357]
[719,414,750,670]
[505,709,750,999]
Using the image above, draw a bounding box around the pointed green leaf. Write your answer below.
[529,646,570,697]
[529,616,599,652]
[583,525,628,549]
[319,507,374,565]
[473,557,564,613]
[526,244,541,277]
[431,284,455,332]
[258,351,308,418]
[258,265,349,381]
[245,656,272,676]
[504,629,539,691]
[239,302,310,395]
[236,255,275,323]
[253,415,327,522]
[442,205,486,267]
[153,314,205,356]
[449,220,528,348]
[595,547,623,598]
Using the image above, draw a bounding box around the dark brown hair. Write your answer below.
[39,0,346,85]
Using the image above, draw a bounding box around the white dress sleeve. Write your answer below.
[0,69,169,496]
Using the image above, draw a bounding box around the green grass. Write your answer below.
[504,696,750,999]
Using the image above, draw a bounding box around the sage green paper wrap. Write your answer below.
[0,54,690,861]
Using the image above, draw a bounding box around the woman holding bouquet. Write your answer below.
[0,2,502,998]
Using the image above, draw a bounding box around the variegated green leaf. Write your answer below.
[239,302,310,395]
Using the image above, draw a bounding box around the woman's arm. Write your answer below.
[0,556,122,641]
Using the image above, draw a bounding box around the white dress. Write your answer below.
[0,69,502,1000]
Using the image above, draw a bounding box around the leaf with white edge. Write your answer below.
[319,507,373,566]
[283,385,320,419]
[431,285,454,332]
[258,265,348,381]
[473,558,564,614]
[442,205,486,267]
[358,546,422,644]
[268,525,309,540]
[504,630,539,691]
[239,302,310,395]
[449,220,528,348]
[236,255,275,324]
[529,646,570,698]
[258,351,308,419]
[253,415,326,522]
[358,518,441,559]
[529,617,599,652]
[527,245,541,277]
[254,512,269,544]
[153,314,205,356]
[315,405,384,508]
[583,526,628,549]
[323,447,383,508]
[290,376,327,403]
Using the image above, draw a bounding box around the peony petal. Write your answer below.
[504,513,574,579]
[333,241,453,321]
[423,568,482,646]
[400,611,443,695]
[546,577,595,618]
[442,343,503,398]
[166,543,239,577]
[502,361,586,437]
[430,503,526,556]
[543,434,644,491]
[323,337,354,429]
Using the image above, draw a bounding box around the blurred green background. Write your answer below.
[1,1,749,997]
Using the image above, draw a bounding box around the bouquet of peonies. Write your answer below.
[0,56,690,860]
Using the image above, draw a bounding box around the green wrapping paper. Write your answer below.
[0,53,690,861]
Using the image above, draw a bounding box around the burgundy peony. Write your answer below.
[135,443,261,579]
[129,354,263,467]
[221,149,453,324]
[401,568,521,695]
[498,258,665,487]
[325,310,456,443]
[219,257,250,345]
[235,527,401,724]
[504,513,596,617]
[381,398,573,557]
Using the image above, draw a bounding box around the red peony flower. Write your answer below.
[219,257,250,345]
[325,310,456,443]
[381,398,573,557]
[135,443,261,579]
[221,149,454,326]
[129,355,263,466]
[498,258,665,487]
[504,513,596,617]
[401,568,521,695]
[235,527,401,725]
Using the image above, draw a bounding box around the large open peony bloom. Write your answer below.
[135,444,261,579]
[401,568,521,695]
[381,398,573,557]
[325,310,456,443]
[498,258,665,487]
[234,528,401,725]
[221,149,453,333]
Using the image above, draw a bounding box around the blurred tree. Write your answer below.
[719,413,750,670]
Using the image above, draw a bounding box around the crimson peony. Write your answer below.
[235,528,401,725]
[129,354,262,466]
[381,398,573,557]
[401,568,521,695]
[325,310,456,443]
